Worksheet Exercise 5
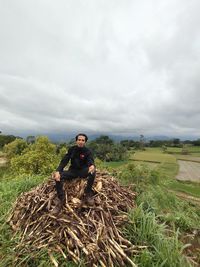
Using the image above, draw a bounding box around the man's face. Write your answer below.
[76,135,86,147]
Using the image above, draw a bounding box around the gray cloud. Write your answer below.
[0,0,200,139]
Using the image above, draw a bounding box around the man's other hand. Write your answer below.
[53,171,61,181]
[89,165,95,174]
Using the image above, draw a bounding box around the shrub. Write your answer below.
[118,163,160,187]
[10,136,59,175]
[3,139,28,159]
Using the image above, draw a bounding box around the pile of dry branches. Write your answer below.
[8,171,143,267]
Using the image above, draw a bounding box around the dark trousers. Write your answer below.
[55,167,96,200]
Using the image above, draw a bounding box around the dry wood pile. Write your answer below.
[8,171,143,267]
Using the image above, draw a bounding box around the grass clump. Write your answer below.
[124,204,192,267]
[136,185,200,232]
[117,163,160,191]
[0,172,47,266]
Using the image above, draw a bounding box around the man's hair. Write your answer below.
[75,133,88,142]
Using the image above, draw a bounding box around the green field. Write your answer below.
[166,146,200,155]
[129,149,200,199]
[131,150,177,163]
[1,146,200,266]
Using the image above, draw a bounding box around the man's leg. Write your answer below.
[85,171,96,194]
[52,170,77,214]
[55,170,77,201]
[78,167,96,195]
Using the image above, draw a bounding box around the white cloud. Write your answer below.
[0,0,200,139]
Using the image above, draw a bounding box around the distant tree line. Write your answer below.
[0,134,22,149]
[88,135,127,161]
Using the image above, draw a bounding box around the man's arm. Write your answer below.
[54,148,72,181]
[87,149,95,173]
[56,150,71,172]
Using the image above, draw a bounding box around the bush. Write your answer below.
[3,139,28,159]
[118,163,160,187]
[10,136,59,175]
[0,134,19,149]
[88,136,128,162]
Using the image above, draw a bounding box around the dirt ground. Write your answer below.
[176,160,200,182]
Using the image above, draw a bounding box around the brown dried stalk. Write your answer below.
[8,171,141,267]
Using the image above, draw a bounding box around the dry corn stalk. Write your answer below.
[8,171,143,266]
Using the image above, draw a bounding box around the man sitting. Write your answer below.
[52,133,96,214]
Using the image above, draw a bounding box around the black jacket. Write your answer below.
[56,146,94,172]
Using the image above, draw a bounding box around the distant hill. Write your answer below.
[5,132,196,143]
[46,133,179,143]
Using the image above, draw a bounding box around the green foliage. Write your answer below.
[120,139,140,149]
[10,136,59,175]
[149,140,172,147]
[132,150,176,163]
[137,186,200,231]
[26,135,36,144]
[88,136,127,162]
[94,135,114,145]
[192,139,200,146]
[56,143,68,155]
[58,146,68,158]
[0,134,20,149]
[0,172,50,267]
[118,163,160,188]
[125,205,191,267]
[3,138,28,159]
[167,180,200,198]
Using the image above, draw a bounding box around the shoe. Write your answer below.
[51,197,65,215]
[84,188,96,197]
[82,189,96,206]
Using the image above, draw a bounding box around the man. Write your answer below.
[52,133,96,213]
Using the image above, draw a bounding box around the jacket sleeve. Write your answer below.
[56,147,72,172]
[87,149,95,167]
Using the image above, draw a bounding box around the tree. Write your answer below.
[192,139,200,146]
[173,138,180,147]
[88,136,127,161]
[0,134,19,149]
[120,140,140,149]
[11,136,59,175]
[26,136,36,144]
[139,135,145,150]
[95,135,114,145]
[3,139,28,159]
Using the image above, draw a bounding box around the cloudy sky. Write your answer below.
[0,0,200,139]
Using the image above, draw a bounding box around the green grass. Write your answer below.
[166,147,182,153]
[0,172,50,266]
[131,151,176,164]
[166,146,200,154]
[1,149,200,266]
[125,205,192,267]
[175,154,200,162]
[158,162,179,179]
[102,160,158,171]
[167,180,200,198]
[101,160,129,169]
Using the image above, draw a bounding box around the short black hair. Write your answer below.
[75,133,88,142]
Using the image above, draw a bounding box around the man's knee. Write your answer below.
[60,170,75,181]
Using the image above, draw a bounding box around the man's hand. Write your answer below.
[89,165,95,174]
[53,171,61,181]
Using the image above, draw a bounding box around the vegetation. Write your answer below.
[10,136,60,175]
[0,134,21,149]
[3,138,28,159]
[131,150,176,163]
[88,135,127,161]
[0,134,200,266]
